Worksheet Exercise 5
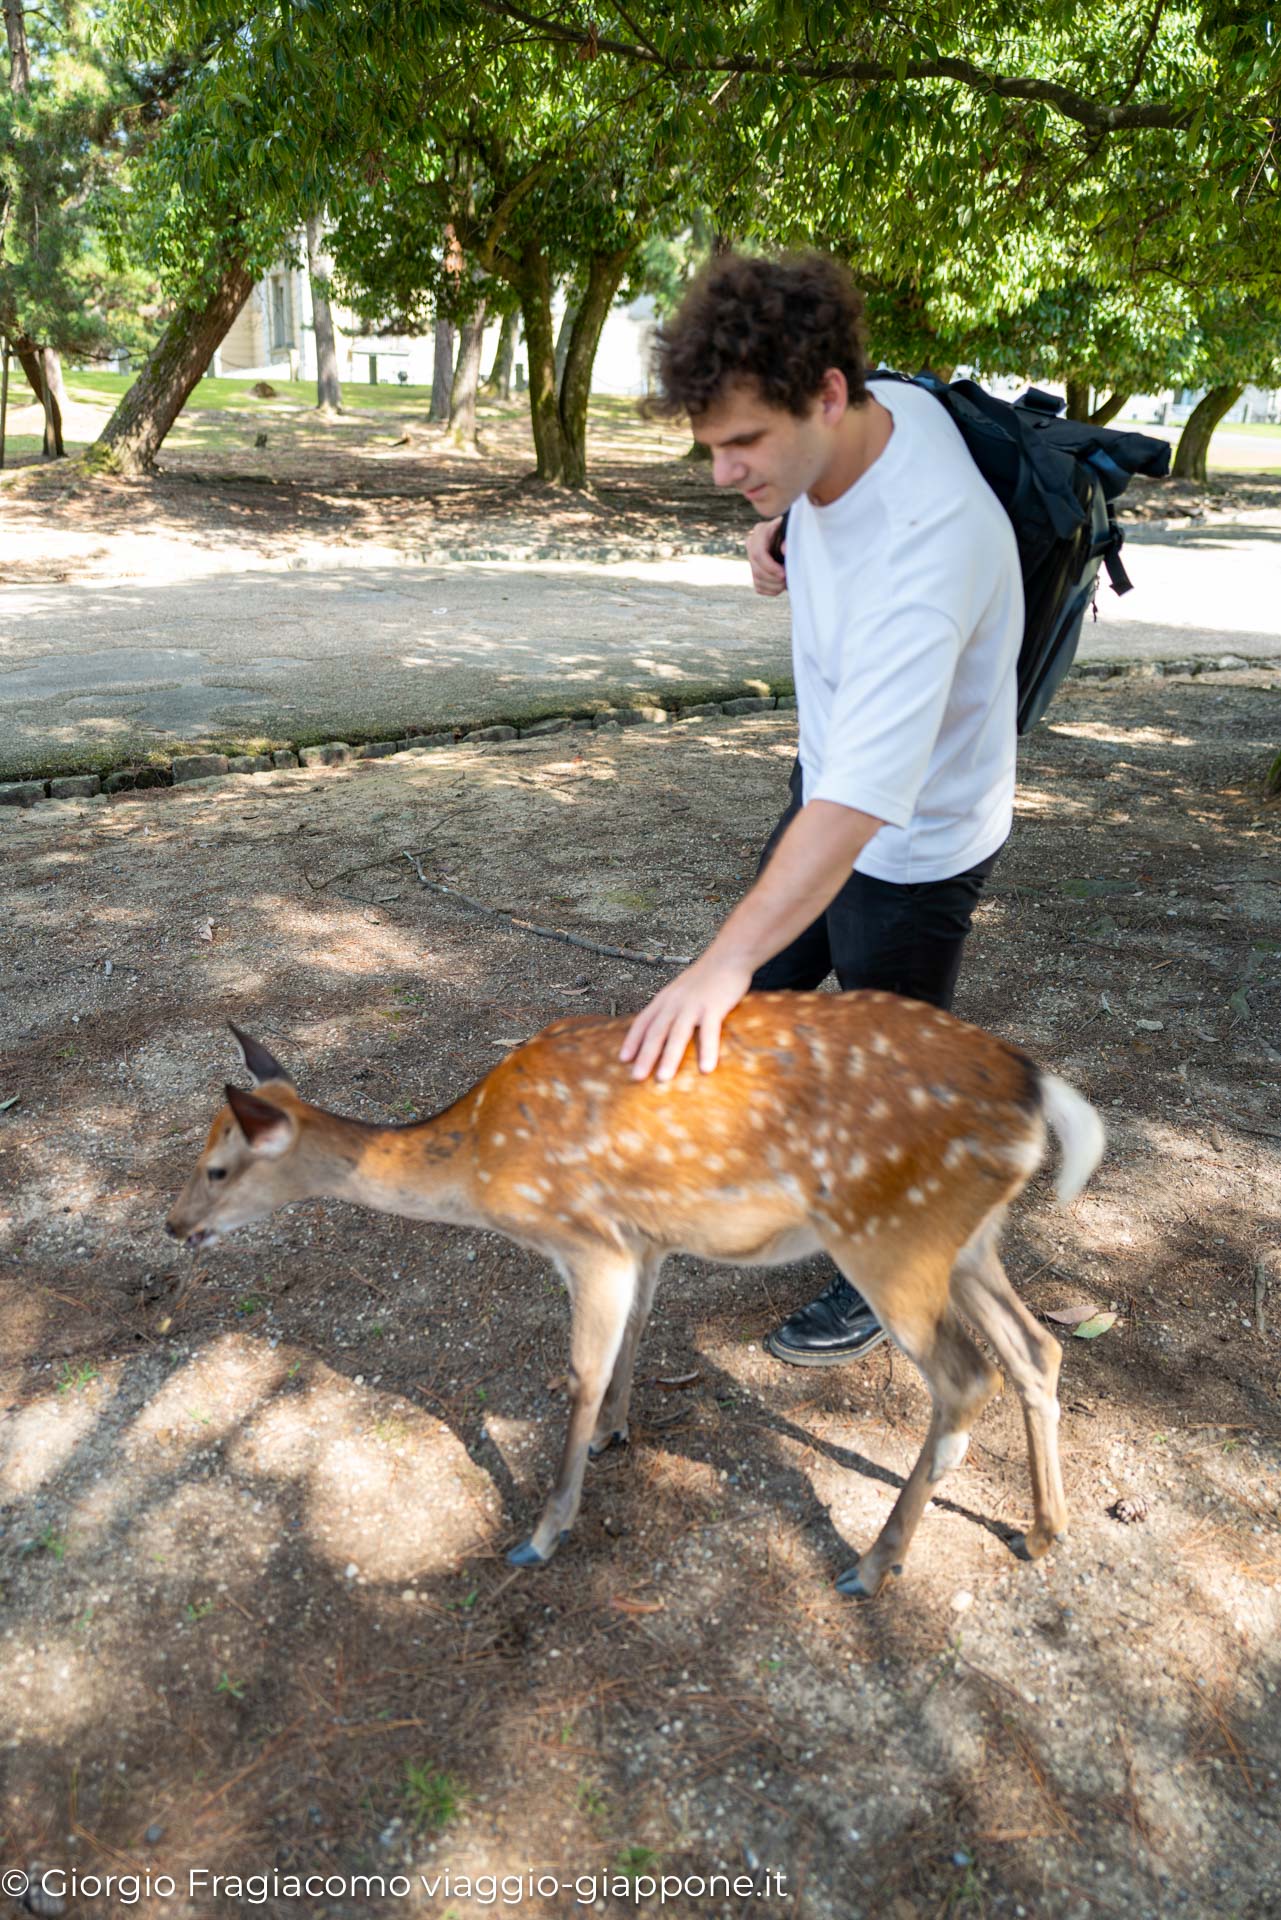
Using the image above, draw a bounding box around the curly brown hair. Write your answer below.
[650,251,869,421]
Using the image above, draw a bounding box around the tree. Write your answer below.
[1,0,166,455]
[483,306,518,398]
[305,214,342,414]
[321,43,683,483]
[92,245,256,472]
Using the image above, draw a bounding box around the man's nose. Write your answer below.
[711,451,739,488]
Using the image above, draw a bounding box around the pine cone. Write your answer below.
[1109,1493,1149,1525]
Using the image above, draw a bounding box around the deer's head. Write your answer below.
[166,1027,303,1250]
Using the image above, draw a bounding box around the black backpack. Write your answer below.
[771,373,1172,733]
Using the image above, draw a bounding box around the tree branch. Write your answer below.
[468,0,1196,132]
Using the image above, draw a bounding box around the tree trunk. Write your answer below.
[429,316,456,421]
[4,0,31,93]
[557,247,635,489]
[305,215,343,413]
[514,244,566,482]
[14,342,66,457]
[1172,384,1244,482]
[1064,377,1091,422]
[1089,390,1130,427]
[483,309,516,398]
[553,293,580,389]
[447,297,487,449]
[93,255,254,475]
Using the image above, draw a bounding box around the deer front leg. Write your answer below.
[589,1249,663,1458]
[508,1249,638,1567]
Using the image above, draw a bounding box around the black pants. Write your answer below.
[749,762,1001,1009]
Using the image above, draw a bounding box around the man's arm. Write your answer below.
[747,516,787,596]
[620,798,884,1082]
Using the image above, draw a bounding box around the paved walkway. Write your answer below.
[2,519,1279,778]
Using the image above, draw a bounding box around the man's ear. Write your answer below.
[229,1024,294,1088]
[226,1085,296,1156]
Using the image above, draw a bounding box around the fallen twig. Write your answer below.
[402,851,692,968]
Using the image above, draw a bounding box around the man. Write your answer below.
[620,250,1023,1366]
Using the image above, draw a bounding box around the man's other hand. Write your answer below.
[619,952,754,1083]
[747,517,787,596]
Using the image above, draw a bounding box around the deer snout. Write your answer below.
[165,1216,220,1251]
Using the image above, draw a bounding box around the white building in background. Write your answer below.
[1123,385,1281,426]
[210,250,658,397]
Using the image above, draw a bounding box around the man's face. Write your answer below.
[690,376,836,517]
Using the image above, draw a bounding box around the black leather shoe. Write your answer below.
[765,1274,887,1367]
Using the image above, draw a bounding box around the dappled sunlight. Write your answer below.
[1010,784,1099,818]
[1049,719,1199,748]
[0,1383,101,1499]
[0,1632,131,1743]
[122,1476,283,1592]
[3,675,1280,1910]
[300,1399,497,1581]
[126,1335,289,1457]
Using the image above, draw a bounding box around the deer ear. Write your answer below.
[229,1024,293,1087]
[226,1085,296,1157]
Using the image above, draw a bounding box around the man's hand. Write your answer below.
[619,950,754,1084]
[747,517,787,597]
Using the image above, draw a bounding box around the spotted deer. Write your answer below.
[167,993,1103,1597]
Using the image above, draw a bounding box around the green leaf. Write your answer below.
[1072,1312,1118,1340]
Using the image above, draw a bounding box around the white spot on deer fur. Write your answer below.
[908,1087,929,1109]
[871,1033,892,1057]
[618,1130,644,1154]
[477,1169,492,1183]
[581,1079,609,1097]
[907,1186,925,1206]
[865,1216,881,1237]
[653,1144,674,1164]
[884,1143,903,1163]
[1003,1136,1042,1172]
[925,1177,941,1194]
[514,1127,531,1141]
[514,1183,544,1203]
[490,1132,506,1147]
[846,1047,866,1075]
[869,1098,889,1122]
[846,1153,867,1179]
[706,1155,725,1173]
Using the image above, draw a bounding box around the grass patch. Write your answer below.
[402,1762,466,1833]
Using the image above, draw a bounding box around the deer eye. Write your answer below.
[207,1167,229,1183]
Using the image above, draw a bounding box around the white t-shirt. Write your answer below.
[787,378,1023,884]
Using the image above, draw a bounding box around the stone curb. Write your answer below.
[2,657,1276,810]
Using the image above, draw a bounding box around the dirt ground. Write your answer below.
[7,392,1281,592]
[1,676,1280,1920]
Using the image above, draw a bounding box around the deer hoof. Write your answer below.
[589,1430,629,1460]
[506,1530,569,1569]
[1016,1525,1066,1563]
[835,1557,897,1600]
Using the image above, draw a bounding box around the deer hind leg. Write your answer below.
[590,1248,663,1458]
[820,1238,1000,1601]
[950,1216,1067,1559]
[508,1247,638,1568]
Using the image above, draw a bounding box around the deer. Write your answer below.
[166,992,1104,1598]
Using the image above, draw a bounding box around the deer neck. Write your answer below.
[303,1103,478,1226]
